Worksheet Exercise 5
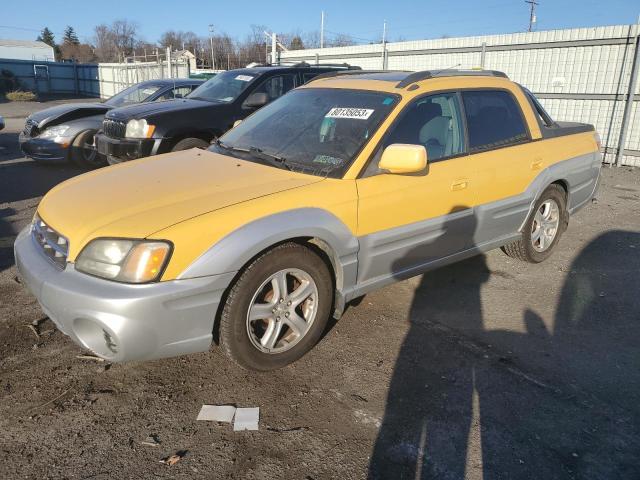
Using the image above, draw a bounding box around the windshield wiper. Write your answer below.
[247,146,292,171]
[213,140,291,171]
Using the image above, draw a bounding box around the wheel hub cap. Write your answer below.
[531,199,560,252]
[246,268,318,354]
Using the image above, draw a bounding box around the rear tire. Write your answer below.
[70,130,107,168]
[220,243,333,371]
[171,137,209,151]
[501,184,568,263]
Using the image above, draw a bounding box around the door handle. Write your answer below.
[451,179,468,191]
[531,159,543,170]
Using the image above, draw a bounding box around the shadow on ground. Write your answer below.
[369,206,640,479]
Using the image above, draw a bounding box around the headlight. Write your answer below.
[39,125,70,140]
[76,239,172,283]
[125,119,155,138]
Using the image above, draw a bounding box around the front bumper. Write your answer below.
[19,133,68,162]
[95,133,158,164]
[14,227,236,362]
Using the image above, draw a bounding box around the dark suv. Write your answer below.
[96,63,359,164]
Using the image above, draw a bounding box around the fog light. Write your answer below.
[73,318,118,359]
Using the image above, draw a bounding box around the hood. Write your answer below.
[29,102,110,129]
[37,149,324,260]
[105,98,216,122]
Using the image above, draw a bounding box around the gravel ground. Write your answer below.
[0,100,639,479]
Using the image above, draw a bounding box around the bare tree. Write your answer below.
[60,42,96,62]
[111,19,138,59]
[93,24,116,62]
[328,33,357,47]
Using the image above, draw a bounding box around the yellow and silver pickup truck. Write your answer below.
[14,70,601,370]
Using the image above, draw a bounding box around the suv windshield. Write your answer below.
[212,88,398,178]
[104,84,162,107]
[188,70,257,103]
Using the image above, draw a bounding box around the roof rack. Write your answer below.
[307,69,390,83]
[396,69,508,88]
[258,61,361,70]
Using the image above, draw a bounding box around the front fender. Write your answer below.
[178,208,359,296]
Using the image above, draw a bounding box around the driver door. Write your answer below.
[355,92,477,285]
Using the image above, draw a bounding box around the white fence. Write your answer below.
[282,24,640,166]
[0,58,190,99]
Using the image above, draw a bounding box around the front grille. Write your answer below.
[23,118,39,137]
[32,215,69,269]
[102,118,127,139]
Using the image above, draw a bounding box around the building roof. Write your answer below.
[173,50,196,58]
[0,39,53,49]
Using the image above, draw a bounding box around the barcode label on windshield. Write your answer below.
[235,75,254,82]
[325,107,374,120]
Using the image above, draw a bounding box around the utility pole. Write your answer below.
[381,20,387,70]
[525,0,539,32]
[208,24,215,70]
[320,11,325,49]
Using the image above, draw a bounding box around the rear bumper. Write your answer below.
[19,133,68,162]
[95,133,159,164]
[14,227,236,363]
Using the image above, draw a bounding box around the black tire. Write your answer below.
[171,137,209,152]
[220,242,333,371]
[501,184,568,263]
[70,130,107,168]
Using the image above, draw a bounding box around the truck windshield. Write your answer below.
[188,70,256,103]
[104,84,162,107]
[212,88,398,178]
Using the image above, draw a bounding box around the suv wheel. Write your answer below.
[220,243,333,371]
[502,184,568,263]
[71,130,107,168]
[172,137,209,151]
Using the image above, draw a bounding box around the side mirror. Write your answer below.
[243,92,269,109]
[379,143,428,174]
[233,119,242,128]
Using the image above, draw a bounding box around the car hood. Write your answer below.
[37,149,324,260]
[29,102,110,129]
[105,98,216,121]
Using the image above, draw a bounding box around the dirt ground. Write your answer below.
[1,99,639,479]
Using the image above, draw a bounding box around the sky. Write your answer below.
[1,0,638,45]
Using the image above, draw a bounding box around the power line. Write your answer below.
[0,24,90,40]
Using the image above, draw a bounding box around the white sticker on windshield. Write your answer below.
[235,75,254,82]
[325,107,374,120]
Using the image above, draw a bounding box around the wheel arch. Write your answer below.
[160,130,220,153]
[179,208,359,319]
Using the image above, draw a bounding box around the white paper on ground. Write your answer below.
[233,407,260,431]
[196,405,236,423]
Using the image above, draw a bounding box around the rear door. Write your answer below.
[355,92,476,286]
[459,89,539,246]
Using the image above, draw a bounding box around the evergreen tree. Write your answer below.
[36,27,55,47]
[63,26,80,45]
[289,35,305,50]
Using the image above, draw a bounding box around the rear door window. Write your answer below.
[252,74,296,103]
[461,90,529,152]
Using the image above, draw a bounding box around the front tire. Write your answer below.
[70,130,107,168]
[220,243,333,371]
[171,137,209,151]
[502,184,568,263]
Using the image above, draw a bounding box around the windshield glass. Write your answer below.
[212,88,398,178]
[105,84,162,107]
[188,70,257,103]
